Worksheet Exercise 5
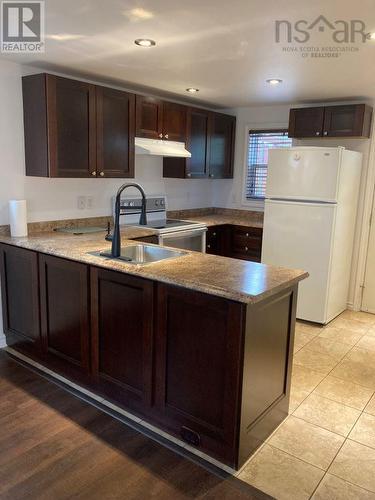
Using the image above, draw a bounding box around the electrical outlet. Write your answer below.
[77,196,86,210]
[87,196,94,209]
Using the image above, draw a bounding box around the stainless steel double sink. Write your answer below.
[91,244,187,265]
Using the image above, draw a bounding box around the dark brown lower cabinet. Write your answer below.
[39,254,90,379]
[206,225,229,256]
[153,283,296,468]
[0,244,41,356]
[0,244,297,469]
[206,225,263,262]
[154,284,243,465]
[230,226,263,262]
[90,267,154,415]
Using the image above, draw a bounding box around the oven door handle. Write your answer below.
[160,228,207,240]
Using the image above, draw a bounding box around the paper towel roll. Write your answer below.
[9,200,28,237]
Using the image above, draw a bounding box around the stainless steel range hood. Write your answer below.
[135,137,191,158]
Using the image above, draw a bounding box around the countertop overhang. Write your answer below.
[0,227,308,305]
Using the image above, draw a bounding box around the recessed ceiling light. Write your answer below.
[48,34,84,41]
[134,38,156,47]
[186,88,199,93]
[266,78,283,85]
[370,32,375,40]
[125,8,154,21]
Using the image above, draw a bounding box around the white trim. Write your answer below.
[353,125,375,311]
[240,123,289,210]
[0,335,6,348]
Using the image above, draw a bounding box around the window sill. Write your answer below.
[241,198,265,211]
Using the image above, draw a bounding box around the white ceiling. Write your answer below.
[2,0,375,107]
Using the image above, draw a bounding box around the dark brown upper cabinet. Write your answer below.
[163,109,235,179]
[96,86,135,178]
[22,74,135,178]
[135,95,186,142]
[288,107,325,138]
[135,95,163,139]
[208,112,236,178]
[187,108,211,177]
[23,74,96,177]
[162,101,186,141]
[163,107,211,179]
[323,104,372,138]
[289,104,372,139]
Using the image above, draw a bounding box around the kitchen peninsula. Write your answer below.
[0,228,307,470]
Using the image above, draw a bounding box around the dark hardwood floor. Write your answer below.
[0,351,269,500]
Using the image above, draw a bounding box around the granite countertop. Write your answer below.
[167,208,264,229]
[177,214,264,229]
[0,227,307,305]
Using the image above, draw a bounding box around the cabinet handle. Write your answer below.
[245,246,249,251]
[209,174,214,178]
[315,131,320,136]
[246,233,249,237]
[99,172,105,177]
[207,244,211,248]
[164,134,169,139]
[212,232,216,237]
[158,133,163,139]
[91,171,97,176]
[187,173,192,178]
[323,131,328,136]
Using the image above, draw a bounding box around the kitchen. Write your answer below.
[1,2,375,499]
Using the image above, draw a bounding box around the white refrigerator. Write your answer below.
[261,147,362,324]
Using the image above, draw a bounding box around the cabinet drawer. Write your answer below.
[232,227,262,249]
[230,226,262,262]
[232,250,261,262]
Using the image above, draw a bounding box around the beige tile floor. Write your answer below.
[239,310,375,500]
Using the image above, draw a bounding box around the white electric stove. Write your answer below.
[114,195,207,252]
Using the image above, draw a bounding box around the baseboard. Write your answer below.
[3,347,239,476]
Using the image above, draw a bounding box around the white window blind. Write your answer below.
[246,130,292,199]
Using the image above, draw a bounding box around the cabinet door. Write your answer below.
[46,75,96,177]
[208,112,235,179]
[323,104,371,137]
[186,107,210,178]
[206,225,228,255]
[0,244,41,356]
[96,87,135,178]
[135,95,163,139]
[90,268,154,414]
[39,255,90,377]
[154,284,243,466]
[288,107,324,138]
[162,102,186,142]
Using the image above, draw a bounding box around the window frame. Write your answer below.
[241,123,290,210]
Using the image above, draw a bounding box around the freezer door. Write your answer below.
[262,199,336,323]
[266,147,341,202]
